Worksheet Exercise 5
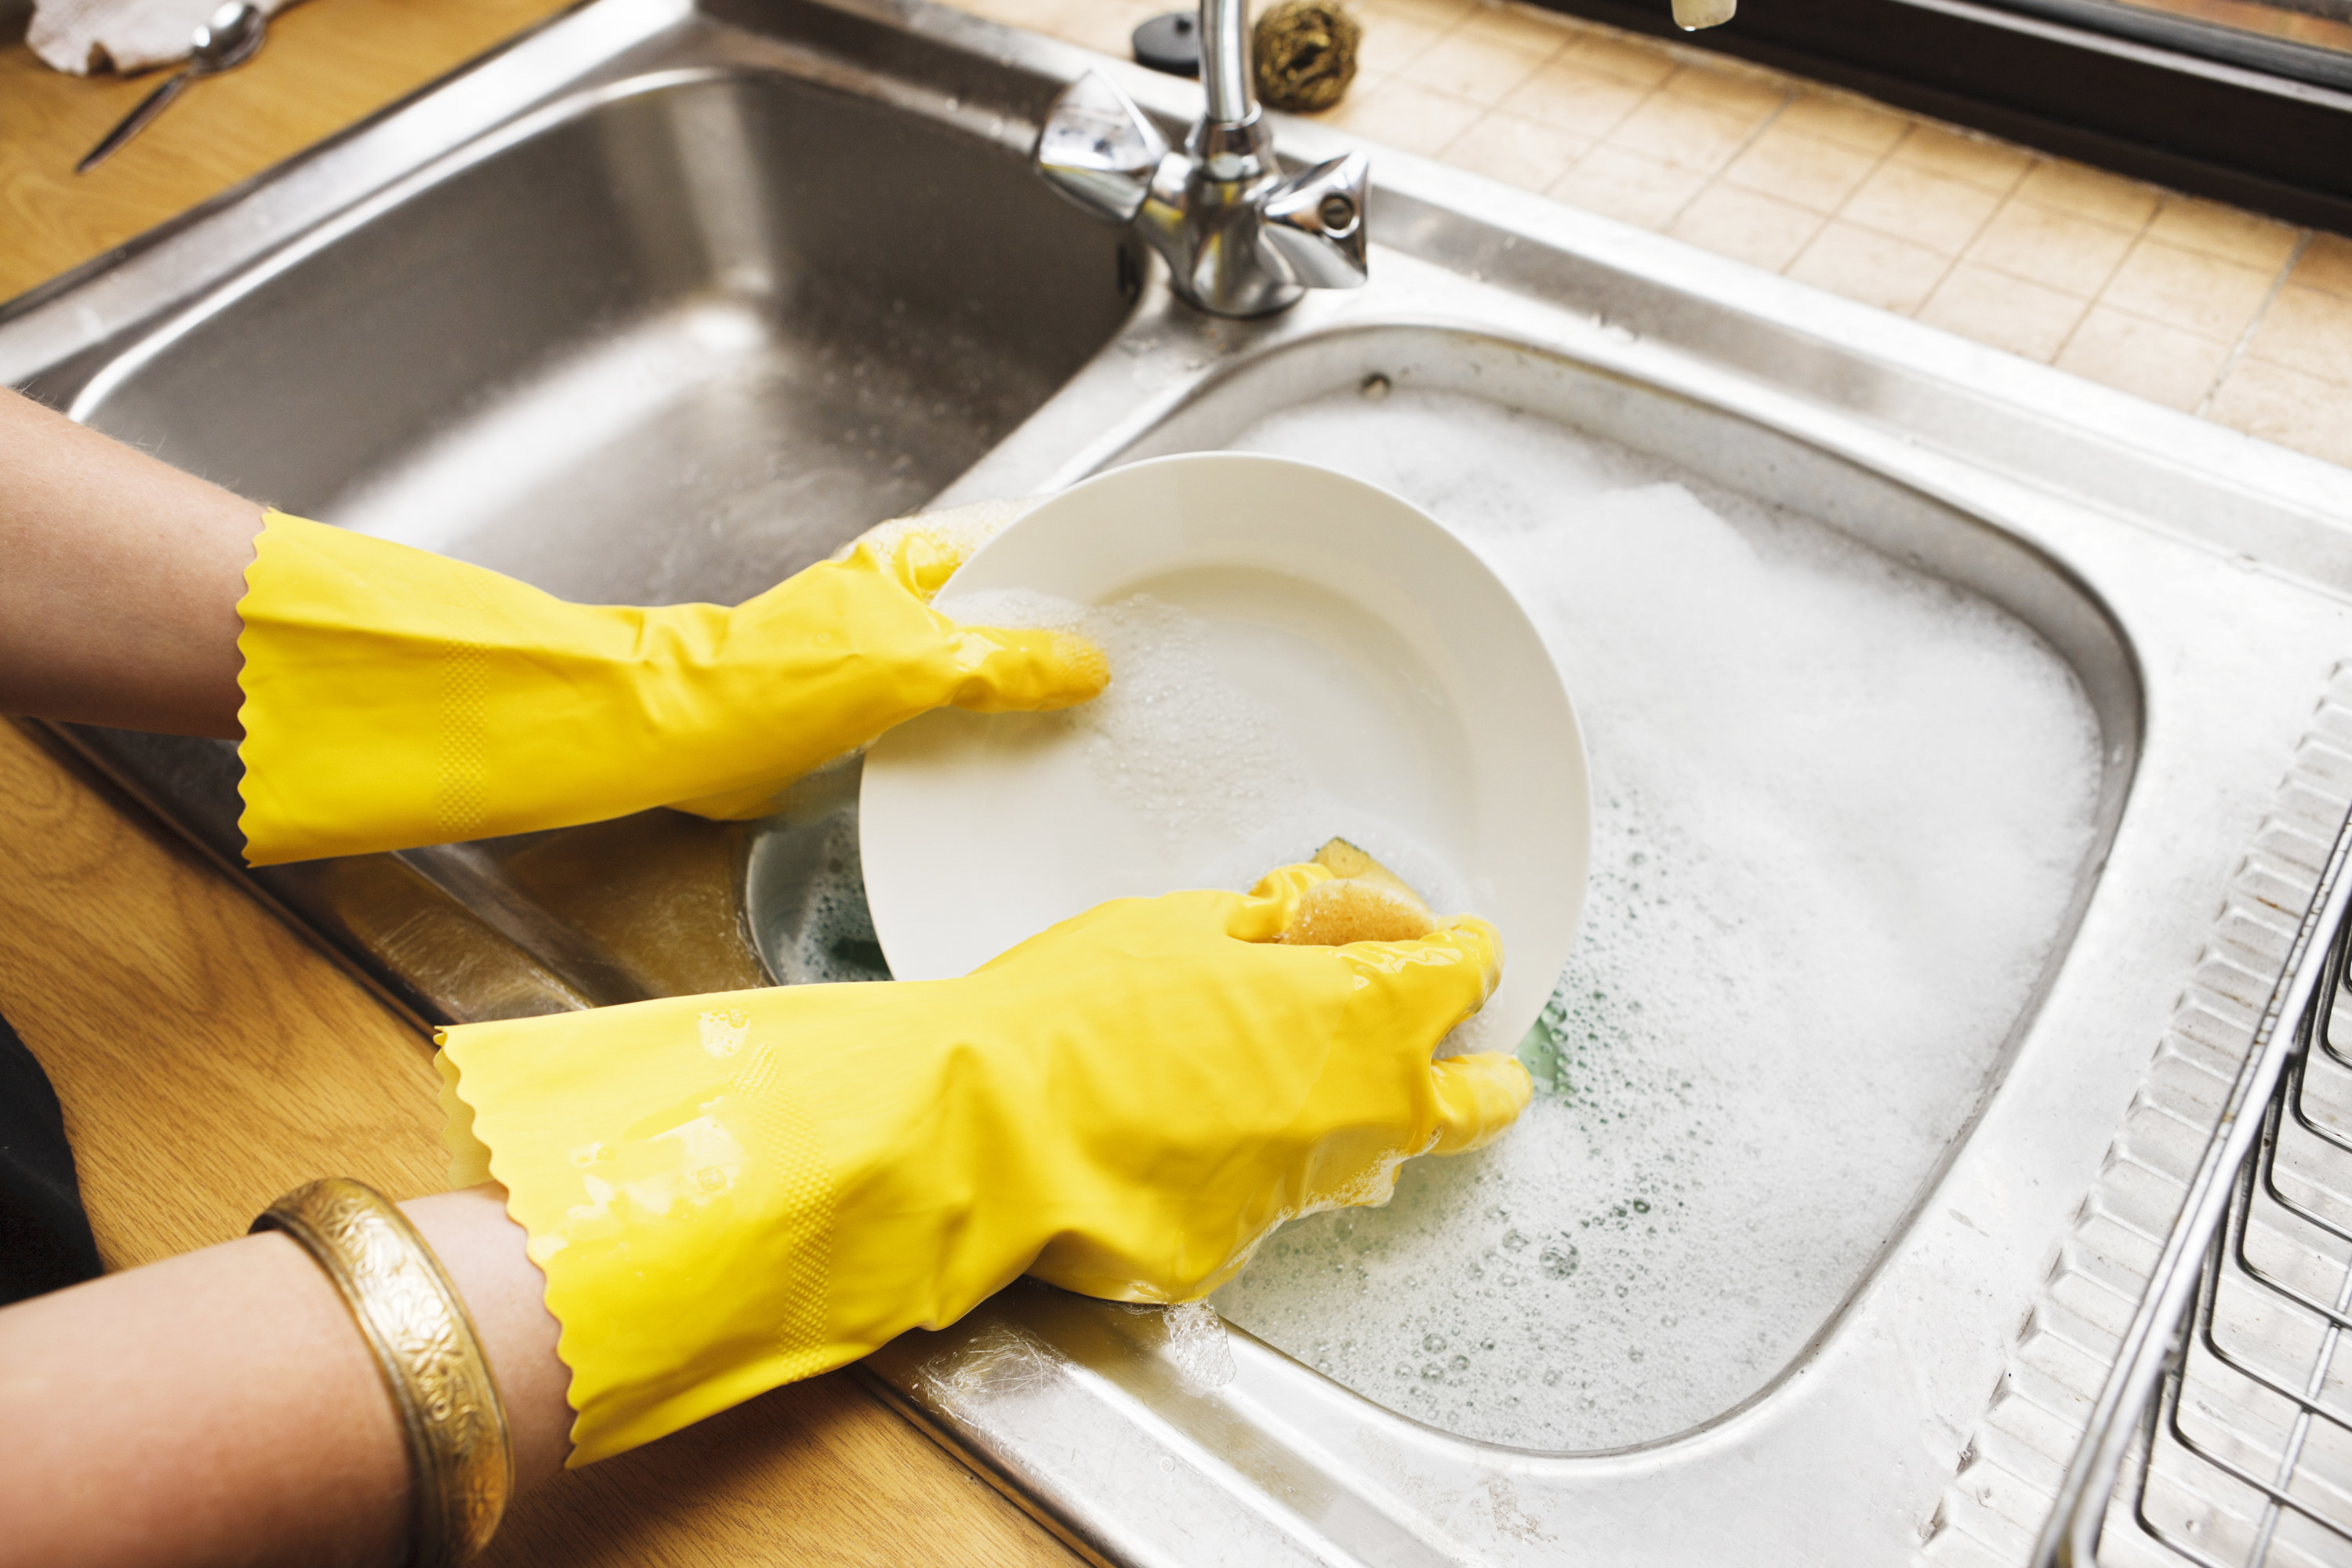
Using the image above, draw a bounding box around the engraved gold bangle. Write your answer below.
[253,1178,513,1568]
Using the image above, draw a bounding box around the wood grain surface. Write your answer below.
[0,2,1083,1557]
[0,729,1079,1566]
[0,724,450,1267]
[0,0,577,303]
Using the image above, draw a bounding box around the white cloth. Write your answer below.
[28,0,290,76]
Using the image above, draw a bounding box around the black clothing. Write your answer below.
[0,1009,103,1304]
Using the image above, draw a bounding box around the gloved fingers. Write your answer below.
[1426,1051,1534,1154]
[964,883,1240,975]
[1227,862,1338,942]
[1432,913,1504,987]
[942,623,1110,713]
[848,498,1036,601]
[1336,913,1504,1033]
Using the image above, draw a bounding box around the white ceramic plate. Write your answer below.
[858,452,1591,1053]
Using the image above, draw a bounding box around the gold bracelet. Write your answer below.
[253,1178,513,1568]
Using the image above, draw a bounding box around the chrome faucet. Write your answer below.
[1033,0,1370,318]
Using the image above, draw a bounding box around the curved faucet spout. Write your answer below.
[1199,0,1255,129]
[1031,2,1370,318]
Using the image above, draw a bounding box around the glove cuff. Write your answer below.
[435,979,1050,1468]
[438,997,848,1466]
[236,512,637,864]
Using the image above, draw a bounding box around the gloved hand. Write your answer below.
[437,862,1530,1465]
[234,503,1105,865]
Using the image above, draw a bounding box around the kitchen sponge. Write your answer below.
[1279,837,1439,945]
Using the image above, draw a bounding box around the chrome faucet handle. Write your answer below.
[1258,151,1369,290]
[1032,4,1373,318]
[1036,71,1171,225]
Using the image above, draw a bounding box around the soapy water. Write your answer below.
[946,585,1479,928]
[748,793,895,987]
[764,385,2103,1449]
[949,589,1308,848]
[1189,387,2105,1451]
[760,587,1478,1006]
[765,586,1476,998]
[777,814,892,985]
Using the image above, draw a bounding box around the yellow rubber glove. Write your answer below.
[234,504,1105,865]
[437,862,1530,1465]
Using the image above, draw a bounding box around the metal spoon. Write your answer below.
[78,2,267,175]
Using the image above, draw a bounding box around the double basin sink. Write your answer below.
[11,2,2352,1562]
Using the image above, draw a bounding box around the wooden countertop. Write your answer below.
[0,6,1079,1563]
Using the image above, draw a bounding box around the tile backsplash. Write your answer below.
[951,0,2352,471]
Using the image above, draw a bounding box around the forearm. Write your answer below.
[0,1185,571,1568]
[0,388,259,737]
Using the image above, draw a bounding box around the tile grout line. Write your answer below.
[1406,13,1561,112]
[1818,132,2030,319]
[1465,5,1579,163]
[2194,229,2312,419]
[1541,68,1663,200]
[1415,9,1480,162]
[1541,20,1792,201]
[1658,89,1796,234]
[2045,192,2166,371]
[1388,1,1568,167]
[1363,5,1468,156]
[1960,180,2146,314]
[1904,163,2024,320]
[1777,123,1907,284]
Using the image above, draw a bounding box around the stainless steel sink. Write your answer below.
[64,64,1140,607]
[5,0,1142,1018]
[12,2,2352,1563]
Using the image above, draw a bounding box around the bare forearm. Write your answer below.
[0,1185,571,1568]
[0,388,260,737]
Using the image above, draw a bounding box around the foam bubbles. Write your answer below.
[960,589,1314,845]
[1204,388,2105,1452]
[856,495,1038,565]
[946,585,1480,930]
[753,806,893,986]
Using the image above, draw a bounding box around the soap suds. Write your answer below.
[1202,388,2105,1452]
[952,589,1313,844]
[1162,1300,1239,1391]
[764,810,894,985]
[946,585,1483,957]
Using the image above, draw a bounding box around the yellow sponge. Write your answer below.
[1280,837,1438,945]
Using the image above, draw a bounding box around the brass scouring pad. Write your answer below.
[1252,1,1362,114]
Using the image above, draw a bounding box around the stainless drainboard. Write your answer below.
[2036,681,2352,1567]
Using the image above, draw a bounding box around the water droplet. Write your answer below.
[1423,1333,1447,1352]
